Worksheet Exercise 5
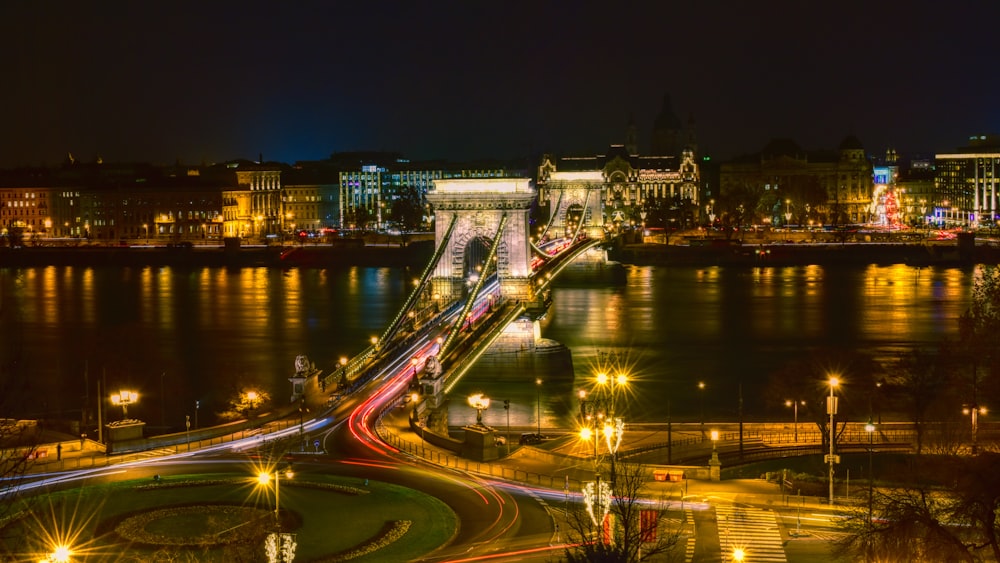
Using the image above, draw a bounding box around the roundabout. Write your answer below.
[4,473,457,562]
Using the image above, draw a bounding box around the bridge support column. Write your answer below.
[431,278,465,303]
[489,318,539,354]
[499,277,533,302]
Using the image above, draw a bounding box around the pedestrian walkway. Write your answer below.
[716,503,787,562]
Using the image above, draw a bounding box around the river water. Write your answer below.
[0,262,978,433]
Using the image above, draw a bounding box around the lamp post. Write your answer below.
[785,399,804,442]
[865,417,876,558]
[43,544,73,563]
[468,393,490,427]
[698,381,706,440]
[827,376,840,505]
[503,399,510,455]
[258,467,294,518]
[110,390,138,419]
[535,378,542,437]
[963,404,987,455]
[245,390,260,419]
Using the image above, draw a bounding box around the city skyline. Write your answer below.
[5,1,999,168]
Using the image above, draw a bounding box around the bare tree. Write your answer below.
[836,453,1000,562]
[561,462,684,563]
[890,349,954,455]
[0,296,40,537]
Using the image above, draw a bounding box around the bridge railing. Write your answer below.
[375,414,586,493]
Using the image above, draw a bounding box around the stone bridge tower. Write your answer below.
[425,178,536,303]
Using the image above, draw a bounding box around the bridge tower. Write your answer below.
[541,171,606,240]
[425,178,536,303]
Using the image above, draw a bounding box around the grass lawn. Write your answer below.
[2,472,456,562]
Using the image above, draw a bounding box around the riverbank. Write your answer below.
[609,240,986,267]
[3,237,999,268]
[0,240,437,268]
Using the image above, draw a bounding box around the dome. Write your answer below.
[839,135,864,151]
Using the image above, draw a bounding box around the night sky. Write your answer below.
[4,1,999,168]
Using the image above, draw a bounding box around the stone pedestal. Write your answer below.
[289,376,306,403]
[462,425,499,462]
[106,420,146,454]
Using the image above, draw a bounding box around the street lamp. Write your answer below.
[866,416,876,552]
[963,404,987,455]
[110,390,138,419]
[827,376,840,505]
[257,467,294,518]
[468,393,490,427]
[42,544,73,563]
[535,378,542,437]
[698,381,706,440]
[142,223,148,243]
[785,399,805,442]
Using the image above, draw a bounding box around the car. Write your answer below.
[518,433,547,445]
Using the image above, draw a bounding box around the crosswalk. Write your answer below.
[684,509,695,562]
[715,503,787,562]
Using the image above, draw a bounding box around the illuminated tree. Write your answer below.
[561,462,684,563]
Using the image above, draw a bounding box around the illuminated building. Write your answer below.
[719,136,874,226]
[235,164,283,238]
[537,94,701,231]
[337,153,521,231]
[935,135,1000,228]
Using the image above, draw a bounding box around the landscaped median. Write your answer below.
[1,473,456,562]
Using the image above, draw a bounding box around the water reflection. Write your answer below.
[0,263,979,434]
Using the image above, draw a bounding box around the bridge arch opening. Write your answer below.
[462,236,493,296]
[564,204,584,237]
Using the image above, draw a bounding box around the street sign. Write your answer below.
[824,454,841,464]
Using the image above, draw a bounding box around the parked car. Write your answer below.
[519,433,547,445]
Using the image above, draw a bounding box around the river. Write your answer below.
[0,262,978,434]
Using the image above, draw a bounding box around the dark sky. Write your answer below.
[4,1,998,168]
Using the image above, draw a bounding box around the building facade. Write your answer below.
[338,156,521,231]
[934,135,1000,228]
[718,136,874,227]
[537,145,701,231]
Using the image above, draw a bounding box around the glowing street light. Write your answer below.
[468,393,490,426]
[41,544,73,563]
[785,399,805,442]
[110,390,138,419]
[963,404,987,455]
[827,376,840,505]
[257,467,294,517]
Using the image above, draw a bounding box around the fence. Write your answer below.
[22,418,300,475]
